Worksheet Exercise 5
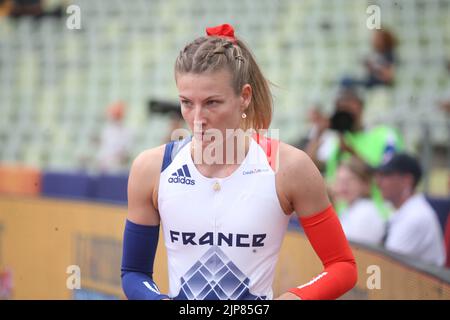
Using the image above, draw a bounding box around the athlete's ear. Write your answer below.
[240,84,252,112]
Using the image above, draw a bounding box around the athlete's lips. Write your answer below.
[194,131,205,139]
[195,130,211,139]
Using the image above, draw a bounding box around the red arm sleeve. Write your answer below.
[288,205,358,300]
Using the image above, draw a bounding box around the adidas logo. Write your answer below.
[168,164,196,185]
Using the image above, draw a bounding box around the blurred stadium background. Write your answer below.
[0,0,449,299]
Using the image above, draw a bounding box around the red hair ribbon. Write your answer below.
[206,23,236,43]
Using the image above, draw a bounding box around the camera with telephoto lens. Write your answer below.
[329,89,362,133]
[330,110,355,133]
[148,99,182,118]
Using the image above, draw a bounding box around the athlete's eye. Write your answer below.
[206,100,220,106]
[180,100,192,108]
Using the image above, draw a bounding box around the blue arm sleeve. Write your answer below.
[121,219,169,300]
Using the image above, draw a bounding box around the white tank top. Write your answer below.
[158,136,290,300]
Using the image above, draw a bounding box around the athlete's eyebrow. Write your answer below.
[203,95,223,100]
[178,95,224,101]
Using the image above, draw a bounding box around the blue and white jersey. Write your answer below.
[158,136,290,300]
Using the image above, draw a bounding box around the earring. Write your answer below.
[241,113,247,119]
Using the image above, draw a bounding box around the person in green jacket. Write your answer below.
[305,89,404,220]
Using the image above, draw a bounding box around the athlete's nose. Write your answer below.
[193,105,207,130]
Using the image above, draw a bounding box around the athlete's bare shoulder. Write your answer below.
[131,144,166,179]
[127,144,166,225]
[277,141,316,177]
[278,141,309,163]
[276,141,330,217]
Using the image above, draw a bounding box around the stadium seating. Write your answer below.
[0,0,449,174]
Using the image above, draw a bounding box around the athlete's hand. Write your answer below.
[274,292,301,300]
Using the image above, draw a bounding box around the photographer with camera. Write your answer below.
[305,89,404,219]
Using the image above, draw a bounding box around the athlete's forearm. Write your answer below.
[289,206,357,300]
[121,220,168,300]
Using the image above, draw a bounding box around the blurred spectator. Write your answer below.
[95,101,131,174]
[332,157,385,245]
[440,101,450,113]
[0,267,13,299]
[444,98,450,267]
[438,58,450,114]
[305,89,404,221]
[300,104,337,168]
[164,112,186,143]
[0,0,13,16]
[305,89,403,180]
[9,0,42,17]
[376,153,446,267]
[8,0,63,19]
[340,29,397,90]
